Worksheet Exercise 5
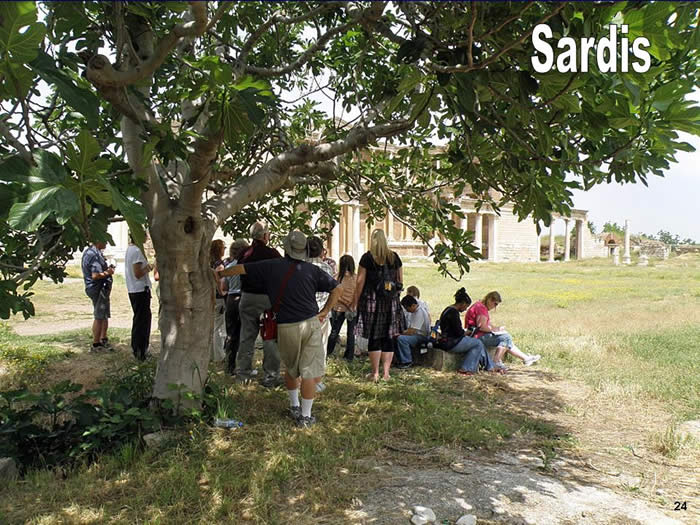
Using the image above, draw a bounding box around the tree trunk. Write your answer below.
[150,208,216,405]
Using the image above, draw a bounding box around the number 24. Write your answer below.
[673,501,687,511]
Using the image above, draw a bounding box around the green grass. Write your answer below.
[1,254,699,523]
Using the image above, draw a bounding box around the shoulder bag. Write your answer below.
[260,263,296,341]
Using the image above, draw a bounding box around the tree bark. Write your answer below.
[150,208,216,405]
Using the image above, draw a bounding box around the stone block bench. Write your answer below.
[412,345,499,371]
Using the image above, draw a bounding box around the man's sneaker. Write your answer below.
[395,362,412,370]
[494,361,509,371]
[250,369,259,377]
[261,376,281,388]
[89,343,105,353]
[287,405,302,420]
[101,339,115,352]
[523,354,541,367]
[295,415,316,428]
[315,382,327,393]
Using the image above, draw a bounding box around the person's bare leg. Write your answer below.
[100,319,108,341]
[300,378,316,400]
[507,345,528,362]
[368,351,380,381]
[284,371,300,390]
[92,320,101,344]
[495,346,508,363]
[300,377,317,420]
[381,352,393,380]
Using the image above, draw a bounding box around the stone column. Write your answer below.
[487,214,498,262]
[613,246,620,265]
[623,219,631,264]
[342,205,350,254]
[352,204,361,260]
[386,212,394,240]
[563,219,571,262]
[474,213,483,255]
[576,219,585,259]
[548,223,555,262]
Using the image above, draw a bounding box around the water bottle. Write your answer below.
[214,418,244,429]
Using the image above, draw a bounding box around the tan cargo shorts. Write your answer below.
[277,316,325,379]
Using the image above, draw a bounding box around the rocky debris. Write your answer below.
[142,430,174,449]
[677,420,700,441]
[347,454,685,525]
[411,505,436,524]
[456,515,477,525]
[0,457,18,482]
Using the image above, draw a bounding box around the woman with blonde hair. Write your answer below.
[352,229,404,381]
[465,291,541,369]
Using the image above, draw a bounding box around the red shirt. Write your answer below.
[465,301,489,338]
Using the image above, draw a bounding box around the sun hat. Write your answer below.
[283,230,308,260]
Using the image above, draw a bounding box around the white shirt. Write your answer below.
[408,305,431,336]
[125,244,151,293]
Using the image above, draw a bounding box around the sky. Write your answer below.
[570,132,700,240]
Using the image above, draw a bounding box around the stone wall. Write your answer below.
[582,225,608,258]
[494,209,539,262]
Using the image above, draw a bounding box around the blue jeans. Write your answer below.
[479,332,513,350]
[449,336,494,372]
[327,311,357,360]
[396,334,428,364]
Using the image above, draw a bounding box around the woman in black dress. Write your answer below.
[352,229,404,381]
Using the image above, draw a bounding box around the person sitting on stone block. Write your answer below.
[439,288,499,376]
[395,295,431,369]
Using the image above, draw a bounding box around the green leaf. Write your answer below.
[231,75,273,97]
[29,51,100,128]
[7,186,79,231]
[398,67,423,93]
[0,2,46,63]
[67,129,101,177]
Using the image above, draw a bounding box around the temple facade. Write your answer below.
[320,197,608,263]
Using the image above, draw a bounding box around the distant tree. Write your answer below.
[602,221,625,237]
[587,221,597,235]
[656,230,688,246]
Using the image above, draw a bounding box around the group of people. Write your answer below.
[81,236,155,361]
[81,221,540,429]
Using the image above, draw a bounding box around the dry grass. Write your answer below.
[1,254,699,523]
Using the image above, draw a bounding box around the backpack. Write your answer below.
[375,262,402,297]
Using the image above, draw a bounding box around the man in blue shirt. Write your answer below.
[81,241,115,352]
[220,231,341,428]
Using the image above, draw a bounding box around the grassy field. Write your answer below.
[0,255,699,524]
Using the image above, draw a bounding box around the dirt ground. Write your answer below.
[347,369,699,524]
[6,309,699,524]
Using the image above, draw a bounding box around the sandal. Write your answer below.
[490,368,507,375]
[457,369,476,376]
[366,373,379,382]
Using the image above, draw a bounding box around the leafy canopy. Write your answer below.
[0,1,698,319]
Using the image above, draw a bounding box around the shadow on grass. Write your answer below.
[1,341,595,524]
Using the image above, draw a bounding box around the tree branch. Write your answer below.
[467,2,477,68]
[86,1,208,88]
[238,2,343,66]
[0,117,33,165]
[181,127,225,210]
[244,3,386,78]
[209,117,411,224]
[427,3,566,74]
